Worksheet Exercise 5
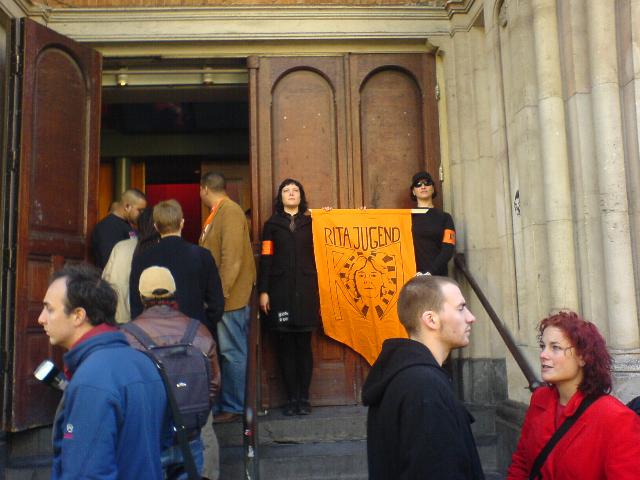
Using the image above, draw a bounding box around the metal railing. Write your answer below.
[454,253,542,392]
[243,286,260,479]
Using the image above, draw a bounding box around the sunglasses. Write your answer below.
[413,181,433,188]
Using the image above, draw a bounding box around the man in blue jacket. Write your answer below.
[38,264,169,479]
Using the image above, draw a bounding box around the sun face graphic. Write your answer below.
[336,250,398,320]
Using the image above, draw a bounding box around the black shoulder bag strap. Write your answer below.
[181,318,200,344]
[121,322,157,349]
[121,322,201,480]
[528,395,601,480]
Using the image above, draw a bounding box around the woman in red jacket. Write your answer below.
[507,311,640,479]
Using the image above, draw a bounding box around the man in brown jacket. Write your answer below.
[199,172,256,422]
[125,266,222,479]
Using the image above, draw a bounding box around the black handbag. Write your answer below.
[528,394,601,480]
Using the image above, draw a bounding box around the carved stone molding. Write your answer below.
[38,6,457,42]
[445,0,473,17]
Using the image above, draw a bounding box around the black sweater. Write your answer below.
[362,338,484,480]
[411,208,456,275]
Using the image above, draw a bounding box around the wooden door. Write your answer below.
[0,18,101,431]
[252,55,359,407]
[250,52,439,407]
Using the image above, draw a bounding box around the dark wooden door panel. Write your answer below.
[349,53,441,209]
[252,56,357,407]
[4,18,101,431]
[254,55,350,226]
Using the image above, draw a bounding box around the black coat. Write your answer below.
[258,211,320,331]
[92,214,134,269]
[362,338,485,480]
[129,236,224,333]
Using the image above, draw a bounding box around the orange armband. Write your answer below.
[261,240,274,255]
[442,229,456,245]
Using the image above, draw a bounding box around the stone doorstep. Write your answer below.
[213,405,367,448]
[220,439,368,480]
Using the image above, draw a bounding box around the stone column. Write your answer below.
[113,157,131,198]
[586,0,640,349]
[530,0,579,311]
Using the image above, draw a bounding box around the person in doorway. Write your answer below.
[124,266,221,479]
[92,188,147,269]
[258,179,320,416]
[410,171,456,276]
[102,207,160,323]
[362,275,484,479]
[39,264,169,479]
[199,172,255,423]
[129,199,224,333]
[507,311,640,479]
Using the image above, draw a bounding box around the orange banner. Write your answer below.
[311,209,415,365]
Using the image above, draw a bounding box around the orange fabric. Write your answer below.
[261,240,274,256]
[311,209,415,365]
[200,198,225,243]
[443,228,456,245]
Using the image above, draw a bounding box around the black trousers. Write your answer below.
[275,331,313,401]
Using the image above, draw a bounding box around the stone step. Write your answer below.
[221,440,367,480]
[214,405,367,447]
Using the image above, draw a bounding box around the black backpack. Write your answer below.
[122,319,212,435]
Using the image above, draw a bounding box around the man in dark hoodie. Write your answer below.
[362,275,485,479]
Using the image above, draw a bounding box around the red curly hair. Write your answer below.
[538,311,612,396]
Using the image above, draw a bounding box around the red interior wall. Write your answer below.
[145,183,201,244]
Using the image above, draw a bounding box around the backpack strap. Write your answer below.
[528,394,601,480]
[180,318,201,344]
[121,322,158,349]
[144,351,201,480]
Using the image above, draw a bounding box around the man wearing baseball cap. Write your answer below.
[125,266,221,479]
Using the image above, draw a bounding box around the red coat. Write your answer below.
[507,386,640,479]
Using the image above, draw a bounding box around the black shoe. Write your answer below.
[283,400,296,416]
[298,399,311,415]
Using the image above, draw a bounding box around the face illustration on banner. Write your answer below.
[337,251,398,319]
[353,257,384,299]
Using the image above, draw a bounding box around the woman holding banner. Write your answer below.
[258,178,320,416]
[410,171,456,276]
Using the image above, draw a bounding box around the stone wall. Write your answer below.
[434,0,640,404]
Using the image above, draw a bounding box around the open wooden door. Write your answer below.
[251,52,439,407]
[1,18,101,431]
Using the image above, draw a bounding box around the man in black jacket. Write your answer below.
[362,275,485,479]
[92,189,147,269]
[129,199,224,334]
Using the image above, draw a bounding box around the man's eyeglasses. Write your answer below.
[413,181,433,188]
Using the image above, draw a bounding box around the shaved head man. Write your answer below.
[92,188,147,269]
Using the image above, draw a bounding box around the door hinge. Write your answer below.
[439,164,444,181]
[435,83,441,101]
[9,149,17,171]
[12,53,21,76]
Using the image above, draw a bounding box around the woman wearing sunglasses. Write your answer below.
[410,171,456,276]
[507,311,640,479]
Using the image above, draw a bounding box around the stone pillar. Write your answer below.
[113,156,131,198]
[586,0,640,349]
[530,0,579,311]
[559,0,608,327]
